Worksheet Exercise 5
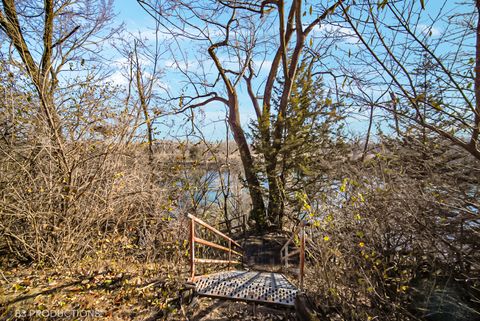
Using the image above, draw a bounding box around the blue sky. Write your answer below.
[112,1,370,141]
[112,1,244,140]
[116,2,155,32]
[110,0,463,142]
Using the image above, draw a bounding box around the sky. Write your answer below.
[111,1,371,141]
[117,2,154,28]
[109,0,463,142]
[112,1,242,141]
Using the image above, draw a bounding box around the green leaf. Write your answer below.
[309,5,313,15]
[420,0,425,9]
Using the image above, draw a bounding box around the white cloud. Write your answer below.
[310,23,358,44]
[136,27,175,41]
[156,80,170,90]
[164,59,190,70]
[113,57,129,68]
[106,71,128,86]
[253,59,272,74]
[418,24,442,37]
[113,55,156,73]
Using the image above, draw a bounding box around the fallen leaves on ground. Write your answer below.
[0,258,188,320]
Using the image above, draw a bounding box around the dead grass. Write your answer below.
[0,256,190,320]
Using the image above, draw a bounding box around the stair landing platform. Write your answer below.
[193,270,298,306]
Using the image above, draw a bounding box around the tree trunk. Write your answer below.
[265,154,283,229]
[472,0,480,155]
[227,95,266,230]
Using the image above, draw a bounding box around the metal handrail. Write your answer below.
[280,220,307,290]
[188,214,243,281]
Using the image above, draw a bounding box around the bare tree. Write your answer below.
[138,0,342,229]
[338,0,480,161]
[0,0,126,262]
[115,19,169,163]
[0,0,119,166]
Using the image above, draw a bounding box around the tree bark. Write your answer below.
[206,18,268,229]
[227,94,266,230]
[265,154,283,228]
[134,41,154,164]
[472,0,480,154]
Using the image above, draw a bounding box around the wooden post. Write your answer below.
[299,225,305,291]
[190,217,195,282]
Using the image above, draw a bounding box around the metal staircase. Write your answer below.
[186,214,307,308]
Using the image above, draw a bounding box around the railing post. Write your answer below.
[228,240,232,270]
[242,214,246,235]
[285,245,289,269]
[190,217,195,282]
[299,224,305,291]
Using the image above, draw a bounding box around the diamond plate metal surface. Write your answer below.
[194,270,298,306]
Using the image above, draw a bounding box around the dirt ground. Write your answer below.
[186,297,296,321]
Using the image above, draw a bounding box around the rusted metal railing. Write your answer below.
[188,213,243,282]
[280,220,307,290]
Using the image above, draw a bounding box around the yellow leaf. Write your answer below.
[340,178,348,192]
[323,236,330,241]
[378,0,388,9]
[431,100,443,110]
[358,193,365,202]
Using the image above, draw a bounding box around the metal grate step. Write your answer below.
[194,270,298,306]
